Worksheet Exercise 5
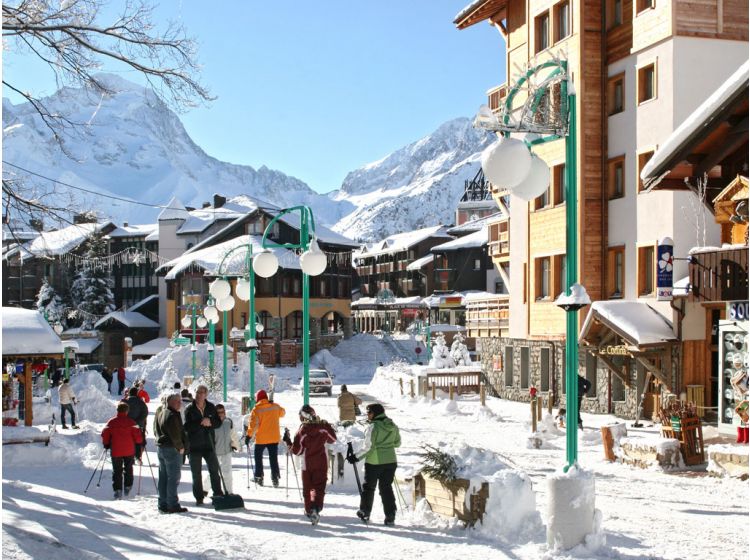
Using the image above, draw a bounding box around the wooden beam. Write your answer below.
[635,356,672,393]
[695,118,750,177]
[598,354,632,387]
[24,361,33,427]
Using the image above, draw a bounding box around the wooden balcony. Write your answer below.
[689,246,748,303]
[466,296,510,338]
[487,83,508,115]
[488,218,510,261]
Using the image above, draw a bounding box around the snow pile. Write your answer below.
[310,349,346,379]
[67,371,116,424]
[368,361,417,402]
[2,426,102,468]
[546,465,603,553]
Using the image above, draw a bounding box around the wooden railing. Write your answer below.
[689,247,748,303]
[425,371,482,394]
[466,296,510,337]
[487,83,508,114]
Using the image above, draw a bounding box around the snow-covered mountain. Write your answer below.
[3,76,493,240]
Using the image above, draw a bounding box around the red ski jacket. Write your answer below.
[102,412,144,458]
[290,420,337,471]
[137,389,150,403]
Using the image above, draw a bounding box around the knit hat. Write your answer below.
[255,389,268,402]
[299,404,316,421]
[128,387,138,397]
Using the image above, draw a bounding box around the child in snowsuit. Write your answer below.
[206,404,239,493]
[285,404,337,524]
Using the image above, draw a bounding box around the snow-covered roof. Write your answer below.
[158,197,190,221]
[67,338,102,354]
[351,296,424,309]
[132,337,171,356]
[4,221,114,262]
[641,61,749,189]
[447,211,505,235]
[431,227,488,251]
[2,307,65,356]
[580,301,676,347]
[278,211,359,248]
[94,311,160,330]
[422,290,494,308]
[145,229,159,242]
[159,234,302,280]
[127,294,159,313]
[406,254,434,271]
[109,224,158,238]
[354,226,453,259]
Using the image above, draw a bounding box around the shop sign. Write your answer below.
[440,296,463,308]
[401,308,419,319]
[600,345,632,357]
[310,302,333,308]
[656,237,674,301]
[728,301,749,321]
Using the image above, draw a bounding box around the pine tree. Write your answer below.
[35,278,66,325]
[70,233,115,329]
[419,445,458,483]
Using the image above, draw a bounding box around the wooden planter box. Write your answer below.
[413,473,488,526]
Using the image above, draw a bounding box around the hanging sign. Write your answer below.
[656,237,674,301]
[728,301,749,321]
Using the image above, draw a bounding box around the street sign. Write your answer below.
[173,337,190,346]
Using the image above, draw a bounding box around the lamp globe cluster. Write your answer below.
[481,136,550,201]
[253,238,328,278]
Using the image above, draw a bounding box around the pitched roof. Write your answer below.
[94,311,160,329]
[431,227,488,251]
[580,301,676,347]
[354,225,453,259]
[2,307,65,356]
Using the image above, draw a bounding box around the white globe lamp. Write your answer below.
[512,154,551,201]
[253,250,279,278]
[216,296,235,312]
[196,317,208,328]
[481,137,532,189]
[299,238,327,276]
[235,277,251,301]
[209,278,231,299]
[256,323,265,333]
[203,305,219,323]
[180,315,192,328]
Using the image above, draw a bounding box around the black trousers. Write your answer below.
[189,448,223,499]
[112,455,135,491]
[359,462,397,520]
[254,443,280,481]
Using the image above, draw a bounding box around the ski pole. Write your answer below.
[249,444,257,488]
[286,449,290,499]
[84,449,107,493]
[137,460,143,495]
[96,454,109,488]
[144,447,158,491]
[288,450,303,502]
[346,442,363,496]
[246,444,251,489]
[393,478,409,511]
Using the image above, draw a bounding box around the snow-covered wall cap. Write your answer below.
[688,243,748,255]
[158,197,189,221]
[1,307,65,356]
[554,283,591,307]
[580,300,677,346]
[641,60,749,186]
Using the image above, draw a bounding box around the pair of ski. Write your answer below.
[346,442,369,525]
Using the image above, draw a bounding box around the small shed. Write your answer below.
[94,311,160,369]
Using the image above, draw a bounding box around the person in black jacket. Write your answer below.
[153,394,187,513]
[123,387,148,461]
[577,375,592,429]
[183,385,223,505]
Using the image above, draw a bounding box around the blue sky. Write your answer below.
[3,2,505,194]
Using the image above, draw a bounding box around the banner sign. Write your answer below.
[440,296,463,308]
[728,301,749,321]
[656,237,674,301]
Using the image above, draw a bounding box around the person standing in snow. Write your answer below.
[101,402,143,499]
[137,381,151,403]
[153,393,187,513]
[285,404,337,524]
[209,404,239,493]
[246,389,285,487]
[577,375,591,429]
[347,403,401,526]
[58,378,79,429]
[337,384,362,425]
[183,385,224,504]
[123,387,149,462]
[116,366,126,396]
[102,366,113,394]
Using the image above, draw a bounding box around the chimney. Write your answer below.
[202,202,211,209]
[123,222,129,227]
[213,194,226,209]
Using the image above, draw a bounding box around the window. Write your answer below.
[554,254,567,297]
[474,258,482,271]
[504,346,514,386]
[554,1,570,42]
[608,156,625,199]
[637,150,654,192]
[638,63,656,104]
[534,186,551,210]
[536,257,551,300]
[540,347,551,391]
[521,347,530,389]
[552,164,566,204]
[612,0,623,26]
[607,246,625,298]
[636,0,654,14]
[535,12,550,53]
[585,353,598,395]
[638,245,655,296]
[608,74,624,115]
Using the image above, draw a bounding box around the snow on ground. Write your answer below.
[3,341,748,559]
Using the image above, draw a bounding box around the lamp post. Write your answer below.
[252,206,328,406]
[475,58,586,470]
[414,316,432,362]
[52,321,68,380]
[179,301,216,381]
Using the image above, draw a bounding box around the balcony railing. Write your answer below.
[465,295,510,337]
[487,83,508,115]
[689,246,748,303]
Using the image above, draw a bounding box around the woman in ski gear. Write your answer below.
[246,389,285,486]
[348,403,401,525]
[286,404,337,523]
[101,402,143,499]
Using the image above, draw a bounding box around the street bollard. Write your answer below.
[409,379,415,398]
[399,378,403,396]
[431,382,436,400]
[531,398,538,432]
[537,396,543,421]
[449,383,454,400]
[480,383,486,406]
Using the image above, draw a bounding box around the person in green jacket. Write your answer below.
[348,402,401,525]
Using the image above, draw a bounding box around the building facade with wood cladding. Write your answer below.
[455,0,748,417]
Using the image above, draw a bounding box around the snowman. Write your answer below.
[430,333,455,369]
[450,331,472,366]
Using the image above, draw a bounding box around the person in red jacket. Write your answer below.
[117,367,126,396]
[102,402,144,499]
[136,381,151,404]
[285,404,337,525]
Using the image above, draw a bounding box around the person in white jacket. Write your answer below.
[58,378,79,429]
[205,403,239,493]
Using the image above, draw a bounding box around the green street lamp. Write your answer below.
[179,301,216,382]
[414,316,432,362]
[252,206,327,406]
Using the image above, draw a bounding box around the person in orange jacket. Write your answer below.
[246,389,285,487]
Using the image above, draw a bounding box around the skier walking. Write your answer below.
[284,404,337,524]
[58,378,79,429]
[246,390,285,486]
[337,384,362,425]
[183,385,224,505]
[101,402,143,499]
[347,403,401,526]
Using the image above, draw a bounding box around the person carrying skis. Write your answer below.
[183,385,224,505]
[58,378,79,429]
[284,404,337,524]
[101,402,143,499]
[246,389,285,487]
[337,384,362,425]
[123,387,149,462]
[347,403,401,526]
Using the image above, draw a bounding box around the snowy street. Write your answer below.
[2,338,748,560]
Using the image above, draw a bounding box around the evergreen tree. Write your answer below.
[35,278,66,325]
[70,233,115,329]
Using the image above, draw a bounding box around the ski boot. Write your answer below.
[114,490,122,500]
[356,509,369,524]
[272,478,280,488]
[254,477,264,486]
[309,508,320,526]
[124,486,132,498]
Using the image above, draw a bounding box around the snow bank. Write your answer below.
[68,371,115,423]
[2,426,102,468]
[546,465,602,552]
